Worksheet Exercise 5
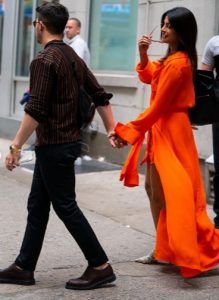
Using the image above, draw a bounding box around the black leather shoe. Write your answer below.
[0,263,35,285]
[66,264,116,290]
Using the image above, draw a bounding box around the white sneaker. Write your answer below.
[135,249,156,264]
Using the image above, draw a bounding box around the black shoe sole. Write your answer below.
[65,273,116,290]
[0,278,35,285]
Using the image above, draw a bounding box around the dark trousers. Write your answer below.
[213,124,219,228]
[15,141,108,271]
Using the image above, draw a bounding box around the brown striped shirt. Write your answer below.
[25,40,112,147]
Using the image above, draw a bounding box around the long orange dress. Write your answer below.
[115,51,219,278]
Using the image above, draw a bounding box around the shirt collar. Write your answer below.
[160,51,189,66]
[44,39,64,49]
[69,35,81,45]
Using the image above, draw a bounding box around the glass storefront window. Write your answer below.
[16,0,33,76]
[34,0,59,57]
[0,0,5,74]
[89,0,138,72]
[16,0,58,77]
[34,0,50,57]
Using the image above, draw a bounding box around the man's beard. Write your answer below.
[36,32,42,44]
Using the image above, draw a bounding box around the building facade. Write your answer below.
[0,0,218,169]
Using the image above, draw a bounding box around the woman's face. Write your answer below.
[161,16,179,48]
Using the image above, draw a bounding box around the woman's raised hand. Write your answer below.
[138,35,152,54]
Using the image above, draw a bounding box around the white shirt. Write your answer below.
[202,36,219,67]
[69,35,90,67]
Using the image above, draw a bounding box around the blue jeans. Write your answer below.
[15,141,108,271]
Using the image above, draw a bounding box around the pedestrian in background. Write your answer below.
[1,2,116,290]
[66,18,91,165]
[201,36,219,229]
[65,18,90,67]
[112,7,219,278]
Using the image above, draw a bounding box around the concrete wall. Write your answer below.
[0,0,217,164]
[60,0,90,41]
[61,0,217,164]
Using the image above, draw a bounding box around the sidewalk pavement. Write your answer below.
[0,137,219,300]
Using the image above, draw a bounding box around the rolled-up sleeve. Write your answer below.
[201,39,214,67]
[84,68,113,107]
[136,59,161,84]
[115,63,182,144]
[25,58,54,123]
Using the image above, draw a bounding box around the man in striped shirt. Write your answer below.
[2,2,117,290]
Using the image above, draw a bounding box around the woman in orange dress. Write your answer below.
[113,7,219,278]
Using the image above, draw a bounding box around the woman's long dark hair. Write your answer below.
[161,7,198,76]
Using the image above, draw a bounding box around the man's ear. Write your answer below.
[76,27,80,35]
[39,21,45,32]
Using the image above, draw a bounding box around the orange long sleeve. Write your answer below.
[115,63,182,145]
[114,52,219,279]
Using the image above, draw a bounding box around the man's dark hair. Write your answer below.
[36,2,69,35]
[69,18,81,28]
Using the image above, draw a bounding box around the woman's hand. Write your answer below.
[108,132,128,149]
[116,135,128,149]
[138,35,152,54]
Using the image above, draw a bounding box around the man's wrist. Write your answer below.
[9,145,22,154]
[13,141,23,149]
[107,127,115,134]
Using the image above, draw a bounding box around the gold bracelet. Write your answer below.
[9,145,22,154]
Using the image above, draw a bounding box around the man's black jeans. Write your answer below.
[15,141,108,271]
[213,124,219,229]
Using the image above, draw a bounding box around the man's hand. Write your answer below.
[108,131,128,149]
[5,152,20,171]
[108,131,118,148]
[4,113,39,171]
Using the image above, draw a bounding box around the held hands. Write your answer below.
[5,152,20,171]
[107,131,128,149]
[138,35,152,54]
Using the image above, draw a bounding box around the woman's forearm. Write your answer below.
[139,52,149,70]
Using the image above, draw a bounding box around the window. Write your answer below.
[34,0,60,57]
[89,0,138,72]
[0,0,4,74]
[34,0,51,57]
[16,0,33,76]
[16,0,57,76]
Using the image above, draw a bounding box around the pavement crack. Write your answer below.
[35,265,80,273]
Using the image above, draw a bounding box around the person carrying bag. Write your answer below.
[188,69,219,125]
